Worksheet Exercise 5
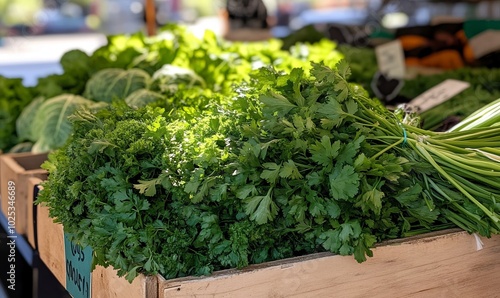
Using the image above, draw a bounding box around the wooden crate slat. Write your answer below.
[92,266,158,298]
[0,152,47,239]
[159,230,500,297]
[37,202,66,287]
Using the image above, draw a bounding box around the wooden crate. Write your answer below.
[35,181,158,297]
[0,152,48,243]
[159,230,500,298]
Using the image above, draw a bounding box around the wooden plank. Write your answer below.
[37,202,66,287]
[26,177,43,249]
[0,154,18,219]
[159,230,500,297]
[145,0,157,36]
[0,152,48,237]
[92,266,158,298]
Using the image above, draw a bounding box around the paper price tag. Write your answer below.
[408,79,470,112]
[64,233,93,298]
[375,40,406,79]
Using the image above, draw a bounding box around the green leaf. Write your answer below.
[290,68,306,107]
[85,68,151,103]
[260,163,281,184]
[337,136,365,165]
[309,200,325,217]
[133,179,158,197]
[289,195,307,222]
[310,62,334,82]
[396,184,423,206]
[32,94,94,152]
[125,89,164,109]
[354,153,370,171]
[16,96,45,142]
[242,141,261,158]
[310,136,341,167]
[354,233,377,263]
[144,258,152,271]
[361,189,384,216]
[410,206,440,224]
[345,99,358,115]
[184,180,200,194]
[339,223,354,242]
[151,64,205,93]
[125,266,140,283]
[260,93,297,116]
[329,165,360,200]
[88,140,118,154]
[306,172,323,186]
[236,185,257,200]
[325,201,341,219]
[320,229,341,252]
[336,59,352,80]
[244,189,278,225]
[339,243,352,255]
[279,160,303,179]
[317,99,345,127]
[336,84,349,102]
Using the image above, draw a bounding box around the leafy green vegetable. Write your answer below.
[34,50,93,99]
[125,89,165,109]
[151,64,205,93]
[38,62,463,282]
[84,68,151,103]
[32,25,500,285]
[16,96,45,142]
[30,94,97,152]
[0,76,34,151]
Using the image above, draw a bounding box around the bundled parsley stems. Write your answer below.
[36,27,500,282]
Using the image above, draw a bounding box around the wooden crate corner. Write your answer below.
[0,152,48,237]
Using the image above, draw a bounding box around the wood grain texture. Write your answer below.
[91,266,157,298]
[0,152,47,237]
[37,203,66,287]
[0,153,23,217]
[159,230,500,298]
[26,177,44,249]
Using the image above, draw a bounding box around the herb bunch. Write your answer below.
[38,62,500,283]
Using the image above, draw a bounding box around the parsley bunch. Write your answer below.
[38,62,500,283]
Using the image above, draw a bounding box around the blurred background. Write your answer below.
[2,1,500,36]
[2,0,500,85]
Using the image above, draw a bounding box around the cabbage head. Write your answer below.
[30,94,98,152]
[125,89,164,109]
[151,64,205,93]
[84,68,151,103]
[16,96,45,142]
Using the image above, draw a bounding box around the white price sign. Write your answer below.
[375,40,406,79]
[409,79,470,112]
